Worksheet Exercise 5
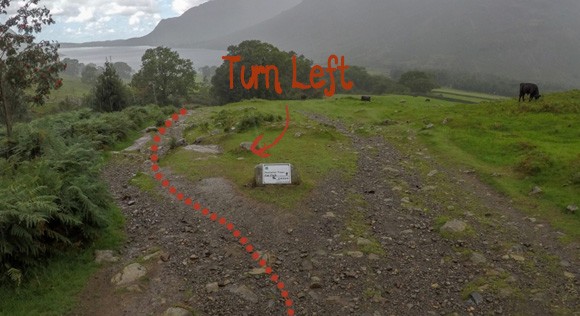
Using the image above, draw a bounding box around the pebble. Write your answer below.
[347,251,364,258]
[206,282,219,293]
[469,292,484,305]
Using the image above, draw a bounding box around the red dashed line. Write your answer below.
[149,108,295,315]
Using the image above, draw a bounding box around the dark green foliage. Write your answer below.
[211,40,322,104]
[212,107,282,133]
[336,66,408,95]
[80,64,100,85]
[398,71,440,93]
[131,46,197,106]
[90,62,130,112]
[112,62,133,81]
[0,105,167,282]
[61,58,82,77]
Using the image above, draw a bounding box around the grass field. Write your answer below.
[431,88,508,103]
[162,99,358,209]
[30,75,92,118]
[309,92,579,241]
[164,90,578,243]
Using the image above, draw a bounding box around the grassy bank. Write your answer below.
[161,99,358,209]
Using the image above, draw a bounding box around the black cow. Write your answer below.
[519,83,541,102]
[361,96,371,102]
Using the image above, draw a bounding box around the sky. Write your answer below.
[7,0,211,43]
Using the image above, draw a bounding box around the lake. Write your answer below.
[59,46,227,70]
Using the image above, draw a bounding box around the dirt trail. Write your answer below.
[73,110,579,316]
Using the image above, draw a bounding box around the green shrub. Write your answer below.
[0,104,167,283]
[514,150,554,176]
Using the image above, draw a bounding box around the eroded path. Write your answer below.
[73,110,579,316]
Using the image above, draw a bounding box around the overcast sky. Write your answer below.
[16,0,211,42]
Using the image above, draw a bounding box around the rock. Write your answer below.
[470,252,487,265]
[143,251,163,261]
[126,284,142,293]
[228,284,258,303]
[469,292,484,305]
[440,219,467,233]
[183,144,222,154]
[162,307,192,316]
[560,260,571,267]
[249,267,267,275]
[239,142,257,151]
[175,138,187,147]
[294,132,303,138]
[529,186,543,195]
[123,134,151,152]
[322,212,336,219]
[509,254,525,262]
[424,123,434,130]
[427,169,438,177]
[564,272,576,279]
[357,237,372,246]
[193,136,205,144]
[95,250,119,264]
[310,276,323,289]
[566,204,578,213]
[206,282,219,293]
[442,118,449,125]
[144,126,158,133]
[347,251,364,258]
[160,252,171,262]
[127,200,136,206]
[401,229,413,234]
[111,263,147,286]
[401,197,410,203]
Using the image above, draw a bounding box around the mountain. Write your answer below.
[62,0,302,48]
[200,0,580,87]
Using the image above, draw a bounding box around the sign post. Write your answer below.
[254,163,299,186]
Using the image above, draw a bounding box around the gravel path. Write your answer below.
[72,110,579,316]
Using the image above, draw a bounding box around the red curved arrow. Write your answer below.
[251,105,290,158]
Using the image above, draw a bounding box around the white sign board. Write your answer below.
[262,164,292,184]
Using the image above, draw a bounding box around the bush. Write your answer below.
[0,105,168,283]
[514,150,554,176]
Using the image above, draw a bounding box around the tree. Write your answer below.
[398,71,440,93]
[112,61,132,81]
[211,40,320,104]
[62,58,81,77]
[90,61,129,112]
[131,46,196,106]
[81,64,100,85]
[0,0,66,139]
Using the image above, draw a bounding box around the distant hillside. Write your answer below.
[65,0,580,88]
[201,0,580,88]
[62,0,302,48]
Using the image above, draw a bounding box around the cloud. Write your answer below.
[31,0,165,41]
[171,0,210,15]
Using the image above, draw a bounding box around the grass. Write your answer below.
[130,172,157,193]
[161,100,357,209]
[30,75,93,118]
[432,88,508,102]
[0,205,125,315]
[298,92,579,242]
